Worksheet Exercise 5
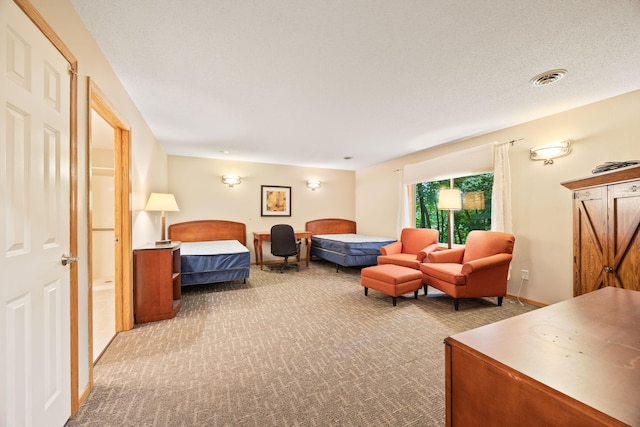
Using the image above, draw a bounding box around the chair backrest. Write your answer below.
[400,228,439,254]
[462,230,515,263]
[271,224,298,257]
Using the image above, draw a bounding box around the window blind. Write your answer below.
[402,143,494,185]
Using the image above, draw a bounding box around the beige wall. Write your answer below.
[357,89,640,305]
[30,0,170,403]
[167,156,355,262]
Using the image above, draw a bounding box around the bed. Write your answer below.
[168,220,250,286]
[305,218,396,271]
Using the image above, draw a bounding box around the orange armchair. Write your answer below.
[378,228,440,269]
[420,230,515,310]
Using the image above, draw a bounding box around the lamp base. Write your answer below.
[155,239,172,245]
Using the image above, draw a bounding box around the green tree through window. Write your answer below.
[415,173,494,245]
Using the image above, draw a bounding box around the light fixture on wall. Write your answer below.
[306,180,321,191]
[437,188,462,249]
[222,175,241,187]
[530,140,572,165]
[144,192,180,244]
[463,191,485,210]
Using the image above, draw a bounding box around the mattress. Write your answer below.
[310,234,396,268]
[180,240,250,285]
[311,234,396,255]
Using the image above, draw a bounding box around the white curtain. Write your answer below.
[397,169,411,237]
[491,142,512,233]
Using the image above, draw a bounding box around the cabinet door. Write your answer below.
[607,180,640,291]
[573,186,607,296]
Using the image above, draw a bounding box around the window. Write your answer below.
[415,173,493,246]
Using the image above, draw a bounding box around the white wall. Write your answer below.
[90,174,115,280]
[30,0,170,403]
[167,156,356,262]
[357,90,640,305]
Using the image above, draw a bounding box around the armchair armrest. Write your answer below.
[461,253,513,275]
[380,241,402,256]
[417,243,440,262]
[427,247,465,263]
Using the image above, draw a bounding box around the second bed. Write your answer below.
[305,218,396,271]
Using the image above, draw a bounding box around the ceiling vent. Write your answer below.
[530,69,567,86]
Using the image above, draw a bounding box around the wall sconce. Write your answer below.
[530,140,572,165]
[144,192,180,245]
[437,188,462,249]
[463,192,485,210]
[306,180,321,191]
[222,175,241,187]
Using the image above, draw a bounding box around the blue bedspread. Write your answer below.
[180,240,250,285]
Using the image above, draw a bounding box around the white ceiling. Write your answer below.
[70,0,640,171]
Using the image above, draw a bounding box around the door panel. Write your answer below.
[573,188,607,295]
[608,181,640,291]
[1,1,72,425]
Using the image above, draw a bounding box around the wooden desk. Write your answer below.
[444,287,640,426]
[253,231,312,270]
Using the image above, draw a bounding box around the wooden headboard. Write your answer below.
[305,218,356,235]
[168,220,247,245]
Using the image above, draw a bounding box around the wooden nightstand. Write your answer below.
[133,242,181,323]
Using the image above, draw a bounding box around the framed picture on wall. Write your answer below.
[261,185,291,217]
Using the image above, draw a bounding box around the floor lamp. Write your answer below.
[437,188,462,249]
[145,193,180,244]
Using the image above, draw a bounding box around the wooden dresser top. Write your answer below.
[446,287,640,425]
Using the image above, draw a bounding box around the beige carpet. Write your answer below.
[66,260,537,427]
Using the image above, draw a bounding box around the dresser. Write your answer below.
[133,242,182,323]
[444,287,640,426]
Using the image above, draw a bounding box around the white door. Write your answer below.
[0,1,72,426]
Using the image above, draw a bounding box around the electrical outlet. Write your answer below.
[521,269,529,280]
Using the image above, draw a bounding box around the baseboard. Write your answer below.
[505,293,547,307]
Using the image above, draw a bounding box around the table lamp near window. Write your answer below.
[145,192,180,244]
[437,188,462,249]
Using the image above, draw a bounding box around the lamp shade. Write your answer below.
[144,193,180,212]
[437,188,462,210]
[306,180,321,190]
[222,175,241,187]
[530,140,572,164]
[463,192,485,210]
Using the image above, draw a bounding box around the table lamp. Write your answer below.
[437,188,462,249]
[145,192,180,244]
[463,191,485,210]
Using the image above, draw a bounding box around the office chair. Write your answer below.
[270,224,300,273]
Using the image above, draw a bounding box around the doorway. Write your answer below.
[90,110,116,361]
[87,79,133,374]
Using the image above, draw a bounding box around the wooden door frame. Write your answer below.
[88,78,133,339]
[12,0,80,416]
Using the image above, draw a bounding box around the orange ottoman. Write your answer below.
[360,264,423,306]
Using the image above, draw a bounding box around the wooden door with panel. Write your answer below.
[573,185,608,296]
[607,179,640,292]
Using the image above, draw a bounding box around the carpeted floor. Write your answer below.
[66,260,537,427]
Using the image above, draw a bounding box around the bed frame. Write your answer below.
[168,219,246,245]
[168,220,249,286]
[305,218,356,235]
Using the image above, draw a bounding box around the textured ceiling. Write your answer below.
[70,0,640,170]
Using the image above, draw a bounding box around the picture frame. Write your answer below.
[261,185,291,217]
